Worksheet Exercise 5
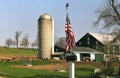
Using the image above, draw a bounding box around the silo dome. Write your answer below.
[39,13,52,20]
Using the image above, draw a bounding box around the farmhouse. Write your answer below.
[76,32,120,61]
[54,32,120,62]
[54,44,103,62]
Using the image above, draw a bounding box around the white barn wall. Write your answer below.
[90,54,95,61]
[74,52,103,62]
[75,53,80,61]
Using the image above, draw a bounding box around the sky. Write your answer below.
[0,0,104,46]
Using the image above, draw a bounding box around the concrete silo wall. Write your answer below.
[38,13,53,59]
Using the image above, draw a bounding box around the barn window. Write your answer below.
[87,37,90,45]
[96,41,98,45]
[96,46,98,50]
[96,41,98,49]
[79,41,81,45]
[56,48,58,51]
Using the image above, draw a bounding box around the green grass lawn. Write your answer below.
[0,47,37,57]
[0,47,94,78]
[0,61,68,78]
[0,60,94,78]
[0,47,119,78]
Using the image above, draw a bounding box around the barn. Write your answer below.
[53,32,120,62]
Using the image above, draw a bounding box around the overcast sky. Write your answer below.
[0,0,104,46]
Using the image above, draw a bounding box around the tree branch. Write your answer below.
[110,0,120,20]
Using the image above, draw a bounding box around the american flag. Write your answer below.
[65,15,76,52]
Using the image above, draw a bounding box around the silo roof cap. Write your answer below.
[39,13,52,19]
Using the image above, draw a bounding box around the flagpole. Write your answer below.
[65,2,75,78]
[69,48,75,78]
[70,61,75,78]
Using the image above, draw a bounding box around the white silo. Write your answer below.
[38,13,54,59]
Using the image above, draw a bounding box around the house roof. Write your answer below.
[73,46,103,54]
[55,45,103,54]
[52,52,64,56]
[88,32,115,44]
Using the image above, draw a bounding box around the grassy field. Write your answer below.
[0,60,94,78]
[0,47,37,58]
[0,47,120,78]
[0,47,94,78]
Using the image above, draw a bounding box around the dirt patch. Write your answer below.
[0,56,37,62]
[14,63,68,71]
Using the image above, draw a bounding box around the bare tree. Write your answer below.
[5,38,13,48]
[55,37,66,48]
[31,42,37,48]
[54,36,59,44]
[94,0,120,42]
[15,31,22,48]
[12,40,16,48]
[94,1,120,76]
[20,34,29,48]
[31,35,38,49]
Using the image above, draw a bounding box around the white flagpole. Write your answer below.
[70,61,75,78]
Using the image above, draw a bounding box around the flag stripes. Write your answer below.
[65,18,76,52]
